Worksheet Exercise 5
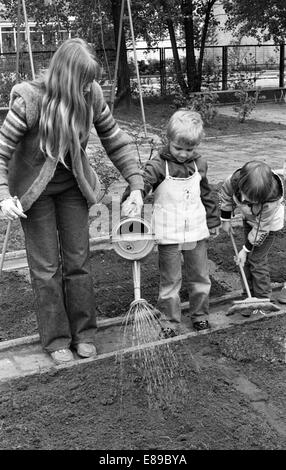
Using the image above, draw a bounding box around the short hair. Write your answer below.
[166,109,204,146]
[238,161,273,203]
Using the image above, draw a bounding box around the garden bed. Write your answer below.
[1,315,286,450]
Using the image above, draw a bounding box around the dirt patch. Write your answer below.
[0,246,227,342]
[2,224,286,342]
[1,316,286,450]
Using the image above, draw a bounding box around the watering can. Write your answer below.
[112,217,155,261]
[112,217,157,308]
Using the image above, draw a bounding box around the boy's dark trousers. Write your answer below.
[157,239,211,328]
[243,221,275,298]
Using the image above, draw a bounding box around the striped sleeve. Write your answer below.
[0,96,28,201]
[93,102,144,191]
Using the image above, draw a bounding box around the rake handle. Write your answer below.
[0,219,12,276]
[230,231,252,298]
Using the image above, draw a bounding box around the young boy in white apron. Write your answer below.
[142,109,220,336]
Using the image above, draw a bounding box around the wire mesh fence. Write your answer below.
[0,43,285,106]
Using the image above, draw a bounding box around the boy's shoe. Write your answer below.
[193,320,210,331]
[50,348,74,364]
[76,343,97,358]
[159,327,177,339]
[277,287,286,304]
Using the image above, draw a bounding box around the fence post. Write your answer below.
[222,46,228,90]
[160,47,166,96]
[279,43,285,88]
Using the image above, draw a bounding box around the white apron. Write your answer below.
[152,161,210,244]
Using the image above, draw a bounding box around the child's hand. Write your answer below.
[221,220,232,234]
[121,190,143,218]
[209,226,220,238]
[235,248,247,267]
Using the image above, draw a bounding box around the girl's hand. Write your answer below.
[121,190,143,218]
[209,226,220,238]
[221,220,232,234]
[235,248,247,267]
[0,197,27,220]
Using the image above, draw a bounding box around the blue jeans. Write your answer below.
[243,221,275,298]
[21,182,97,352]
[157,240,211,326]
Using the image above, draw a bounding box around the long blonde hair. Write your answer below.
[38,38,101,165]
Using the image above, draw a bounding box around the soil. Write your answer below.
[1,316,286,450]
[1,100,286,450]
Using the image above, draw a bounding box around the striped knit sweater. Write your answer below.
[0,81,143,211]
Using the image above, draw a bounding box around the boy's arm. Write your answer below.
[199,159,220,229]
[218,175,236,234]
[219,176,235,220]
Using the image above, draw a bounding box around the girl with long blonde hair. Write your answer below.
[0,38,143,364]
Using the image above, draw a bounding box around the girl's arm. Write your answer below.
[93,100,143,192]
[0,96,28,203]
[121,154,165,203]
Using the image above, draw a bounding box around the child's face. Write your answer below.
[83,82,93,95]
[169,139,197,162]
[241,191,258,205]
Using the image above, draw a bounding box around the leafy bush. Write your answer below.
[233,86,261,123]
[172,90,219,126]
[0,72,17,107]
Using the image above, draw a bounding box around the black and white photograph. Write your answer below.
[0,0,286,454]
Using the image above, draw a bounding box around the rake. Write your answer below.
[226,231,280,316]
[0,220,12,277]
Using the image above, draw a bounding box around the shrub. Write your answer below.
[233,86,261,123]
[173,90,219,126]
[0,72,17,107]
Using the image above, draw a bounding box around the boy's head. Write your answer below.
[166,109,204,162]
[238,161,273,204]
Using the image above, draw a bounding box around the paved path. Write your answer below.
[201,130,286,183]
[218,102,286,126]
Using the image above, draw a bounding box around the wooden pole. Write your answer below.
[110,0,125,113]
[126,0,147,137]
[16,0,21,82]
[22,0,35,79]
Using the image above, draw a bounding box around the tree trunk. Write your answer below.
[111,0,131,107]
[182,0,201,91]
[197,0,217,90]
[166,18,188,95]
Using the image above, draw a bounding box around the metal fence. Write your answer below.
[0,43,285,106]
